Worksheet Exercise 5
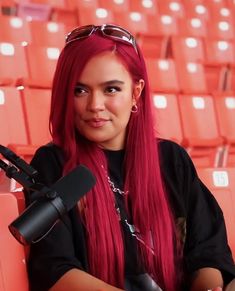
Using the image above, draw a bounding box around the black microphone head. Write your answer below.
[51,164,96,210]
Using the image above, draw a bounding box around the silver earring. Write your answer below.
[131,104,138,113]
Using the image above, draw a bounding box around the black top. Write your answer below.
[26,139,235,291]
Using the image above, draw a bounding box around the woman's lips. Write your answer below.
[86,118,109,128]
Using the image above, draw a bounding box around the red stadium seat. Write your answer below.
[23,43,60,88]
[208,18,235,40]
[77,6,114,27]
[178,94,224,167]
[0,42,28,86]
[197,168,235,259]
[204,65,228,93]
[213,93,235,166]
[152,93,183,144]
[146,14,179,36]
[28,20,66,48]
[129,0,158,15]
[145,58,180,93]
[0,193,29,291]
[157,0,185,18]
[20,87,51,146]
[178,17,208,38]
[99,0,130,13]
[204,39,235,66]
[17,1,52,21]
[170,36,205,63]
[0,87,28,147]
[176,61,208,94]
[183,0,210,20]
[0,15,31,44]
[113,11,148,35]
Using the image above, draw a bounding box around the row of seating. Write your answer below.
[0,86,234,169]
[1,166,235,291]
[2,40,235,93]
[2,1,235,39]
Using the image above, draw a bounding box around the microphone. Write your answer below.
[9,165,96,245]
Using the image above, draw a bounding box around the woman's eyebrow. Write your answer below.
[75,80,125,88]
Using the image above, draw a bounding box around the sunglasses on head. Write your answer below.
[65,24,138,55]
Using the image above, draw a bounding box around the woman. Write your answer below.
[26,24,235,291]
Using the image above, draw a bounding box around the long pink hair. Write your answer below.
[50,31,179,290]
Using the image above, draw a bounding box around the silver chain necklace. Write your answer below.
[107,175,128,196]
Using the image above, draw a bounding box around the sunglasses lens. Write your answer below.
[103,26,132,43]
[66,25,94,43]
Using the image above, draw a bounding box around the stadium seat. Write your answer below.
[204,39,235,66]
[146,14,179,36]
[178,17,208,38]
[170,36,205,63]
[129,0,158,15]
[204,65,228,93]
[197,167,235,259]
[0,193,29,291]
[157,0,185,18]
[208,18,235,40]
[176,61,208,94]
[0,41,28,86]
[152,93,183,144]
[17,1,52,21]
[137,34,169,59]
[0,15,31,44]
[145,58,180,93]
[0,87,28,147]
[23,43,60,88]
[113,11,148,35]
[28,20,66,48]
[99,0,129,13]
[20,87,51,146]
[178,94,224,167]
[213,93,235,166]
[183,0,210,20]
[77,6,114,27]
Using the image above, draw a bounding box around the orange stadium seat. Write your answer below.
[99,0,130,13]
[204,39,235,66]
[182,0,210,20]
[129,0,158,15]
[176,61,208,94]
[0,42,28,86]
[17,1,51,21]
[178,94,224,167]
[197,167,235,259]
[0,193,29,291]
[170,36,205,63]
[152,93,183,144]
[178,17,208,38]
[20,87,51,146]
[0,87,28,147]
[157,0,185,18]
[28,20,66,48]
[213,93,235,167]
[113,11,148,35]
[145,58,180,93]
[77,6,114,27]
[0,15,31,44]
[208,18,235,40]
[146,14,179,36]
[23,43,60,88]
[137,34,169,59]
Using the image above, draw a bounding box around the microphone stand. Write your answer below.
[0,144,53,202]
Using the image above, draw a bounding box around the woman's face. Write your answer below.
[73,52,144,150]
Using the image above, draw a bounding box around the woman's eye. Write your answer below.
[74,87,87,96]
[105,86,121,94]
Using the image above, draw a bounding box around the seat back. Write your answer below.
[0,87,28,146]
[0,193,29,291]
[197,168,235,260]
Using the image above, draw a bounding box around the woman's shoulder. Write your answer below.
[30,142,64,186]
[157,138,192,167]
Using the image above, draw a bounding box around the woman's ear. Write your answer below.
[132,79,145,105]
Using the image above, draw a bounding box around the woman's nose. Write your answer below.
[87,92,105,112]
